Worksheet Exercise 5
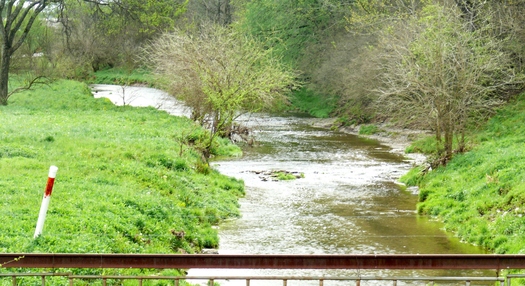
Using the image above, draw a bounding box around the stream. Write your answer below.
[91,85,490,285]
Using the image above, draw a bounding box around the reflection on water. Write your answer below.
[90,86,493,285]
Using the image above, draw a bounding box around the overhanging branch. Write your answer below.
[8,76,50,97]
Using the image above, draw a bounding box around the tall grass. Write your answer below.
[401,92,525,254]
[0,80,244,256]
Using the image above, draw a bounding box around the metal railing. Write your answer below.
[2,253,525,269]
[506,274,525,285]
[0,273,509,286]
[2,254,524,285]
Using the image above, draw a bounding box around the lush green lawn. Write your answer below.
[0,80,244,256]
[402,92,525,254]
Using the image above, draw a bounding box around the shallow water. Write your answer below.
[189,114,490,285]
[90,85,492,285]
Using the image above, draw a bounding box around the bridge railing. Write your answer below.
[0,273,509,286]
[2,253,525,285]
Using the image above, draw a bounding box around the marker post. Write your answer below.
[34,166,58,238]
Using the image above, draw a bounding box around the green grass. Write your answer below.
[288,87,335,118]
[358,124,380,135]
[405,135,440,155]
[86,68,156,86]
[401,92,525,254]
[0,79,244,256]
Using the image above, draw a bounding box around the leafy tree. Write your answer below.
[144,23,297,156]
[0,0,56,105]
[0,0,189,106]
[376,3,519,163]
[235,0,349,69]
[57,0,188,72]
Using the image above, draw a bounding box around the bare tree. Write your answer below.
[143,23,297,156]
[185,0,233,26]
[376,3,519,163]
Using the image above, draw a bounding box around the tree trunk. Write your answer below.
[443,114,453,161]
[224,0,232,25]
[0,46,11,106]
[435,116,441,143]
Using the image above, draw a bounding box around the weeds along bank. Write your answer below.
[401,92,525,255]
[0,80,244,256]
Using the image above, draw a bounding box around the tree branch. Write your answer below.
[8,76,50,97]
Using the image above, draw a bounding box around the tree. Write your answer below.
[184,0,233,26]
[376,3,519,163]
[144,23,297,156]
[235,0,350,69]
[0,0,57,105]
[0,0,189,105]
[57,0,188,72]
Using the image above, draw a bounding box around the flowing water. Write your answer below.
[91,85,491,285]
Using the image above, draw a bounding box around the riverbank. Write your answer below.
[313,100,525,256]
[0,80,243,273]
[378,91,525,256]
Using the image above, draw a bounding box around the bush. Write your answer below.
[358,124,379,135]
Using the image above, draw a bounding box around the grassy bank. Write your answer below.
[288,87,336,118]
[401,91,525,254]
[0,80,244,257]
[86,68,156,86]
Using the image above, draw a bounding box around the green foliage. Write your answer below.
[276,172,297,181]
[117,0,188,36]
[339,96,374,125]
[144,23,297,154]
[289,87,335,118]
[405,136,439,155]
[399,166,425,188]
[358,124,379,135]
[0,80,244,258]
[376,3,517,160]
[88,68,156,86]
[413,92,525,254]
[236,0,343,67]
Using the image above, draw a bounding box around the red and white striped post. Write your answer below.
[34,166,58,238]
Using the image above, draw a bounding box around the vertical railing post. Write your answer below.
[11,276,15,286]
[319,278,324,286]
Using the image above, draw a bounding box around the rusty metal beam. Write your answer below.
[1,254,525,270]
